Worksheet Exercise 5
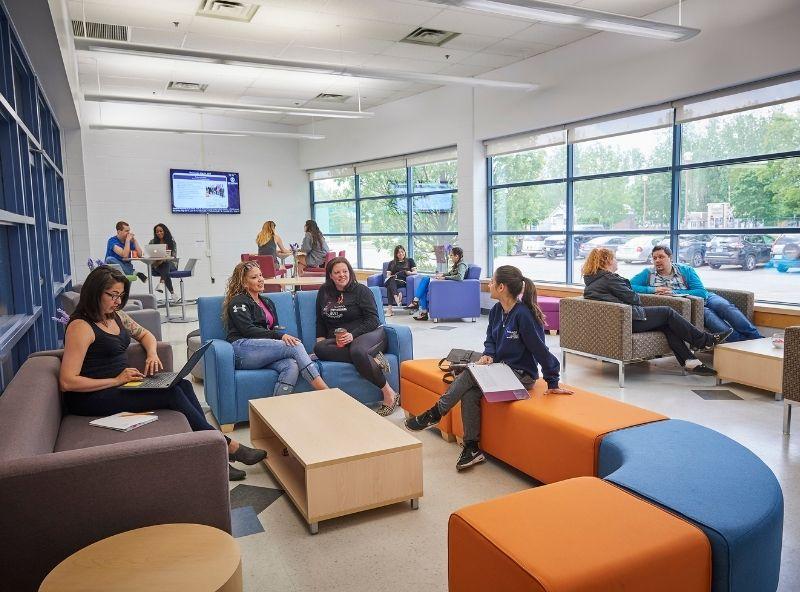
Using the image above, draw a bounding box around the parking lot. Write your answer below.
[494,254,799,303]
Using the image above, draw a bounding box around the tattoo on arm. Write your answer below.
[118,311,146,340]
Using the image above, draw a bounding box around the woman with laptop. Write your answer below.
[59,266,267,482]
[405,265,572,471]
[149,223,178,301]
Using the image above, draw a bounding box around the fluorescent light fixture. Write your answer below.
[430,0,700,42]
[84,93,374,119]
[74,38,538,91]
[89,124,324,140]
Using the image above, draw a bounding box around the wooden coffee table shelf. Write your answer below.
[249,389,423,534]
[714,337,785,400]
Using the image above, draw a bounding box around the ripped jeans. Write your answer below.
[232,338,320,396]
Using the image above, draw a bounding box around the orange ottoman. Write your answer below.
[400,359,459,441]
[451,379,666,483]
[449,476,711,592]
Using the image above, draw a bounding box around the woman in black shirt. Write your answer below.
[59,266,267,482]
[384,245,416,317]
[150,223,178,300]
[313,257,398,416]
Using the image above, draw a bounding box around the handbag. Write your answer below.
[438,349,482,384]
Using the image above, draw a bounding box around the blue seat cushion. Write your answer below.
[169,270,192,278]
[598,419,783,592]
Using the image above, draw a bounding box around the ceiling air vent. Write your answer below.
[313,93,350,103]
[400,27,460,47]
[71,20,129,42]
[167,81,208,92]
[196,0,260,22]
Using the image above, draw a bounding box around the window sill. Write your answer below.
[0,307,42,353]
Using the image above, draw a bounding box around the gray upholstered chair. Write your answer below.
[686,288,755,331]
[559,294,694,387]
[58,290,163,340]
[783,326,799,434]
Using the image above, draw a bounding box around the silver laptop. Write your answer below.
[120,342,211,390]
[145,244,167,258]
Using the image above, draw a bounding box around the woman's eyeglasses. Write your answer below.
[104,291,123,302]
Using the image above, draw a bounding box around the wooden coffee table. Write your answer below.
[249,389,423,534]
[714,337,785,401]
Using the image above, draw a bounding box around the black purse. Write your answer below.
[438,349,482,384]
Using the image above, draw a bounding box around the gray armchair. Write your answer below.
[1,345,229,592]
[559,294,694,387]
[686,288,755,331]
[783,326,799,434]
[58,290,162,340]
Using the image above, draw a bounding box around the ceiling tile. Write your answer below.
[437,33,500,53]
[379,42,472,63]
[359,54,450,73]
[456,52,519,68]
[482,39,555,58]
[182,33,289,57]
[129,27,184,47]
[422,7,532,37]
[511,23,596,46]
[434,63,487,77]
[321,0,443,25]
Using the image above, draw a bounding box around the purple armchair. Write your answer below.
[413,264,482,323]
[366,262,413,305]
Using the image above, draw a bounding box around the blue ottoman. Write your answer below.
[599,419,783,592]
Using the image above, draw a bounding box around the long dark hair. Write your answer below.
[323,256,356,298]
[449,246,464,270]
[393,245,406,262]
[494,265,546,327]
[305,219,325,250]
[152,223,176,252]
[70,266,131,324]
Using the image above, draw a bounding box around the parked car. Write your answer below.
[543,235,596,259]
[771,234,800,272]
[676,234,713,268]
[705,234,774,271]
[617,235,669,264]
[520,236,547,257]
[577,236,628,259]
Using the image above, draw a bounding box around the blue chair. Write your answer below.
[408,264,482,323]
[198,286,413,431]
[166,258,198,323]
[367,262,412,305]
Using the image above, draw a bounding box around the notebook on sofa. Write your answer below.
[467,363,530,403]
[90,412,158,432]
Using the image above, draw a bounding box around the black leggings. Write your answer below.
[152,261,177,293]
[384,276,407,304]
[313,327,388,388]
[65,379,230,444]
[632,306,712,366]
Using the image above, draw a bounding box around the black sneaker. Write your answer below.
[228,464,246,481]
[413,312,429,321]
[687,364,717,376]
[405,407,441,431]
[229,443,267,465]
[456,443,486,471]
[136,272,148,283]
[712,328,734,346]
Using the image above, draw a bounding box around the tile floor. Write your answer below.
[161,304,799,592]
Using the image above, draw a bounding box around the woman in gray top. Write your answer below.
[298,219,330,273]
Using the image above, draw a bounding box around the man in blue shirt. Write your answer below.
[630,245,761,342]
[105,220,146,282]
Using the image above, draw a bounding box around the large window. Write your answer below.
[310,150,458,272]
[488,81,800,305]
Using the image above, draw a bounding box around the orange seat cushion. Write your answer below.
[400,359,451,394]
[449,476,711,592]
[452,379,666,483]
[400,359,457,435]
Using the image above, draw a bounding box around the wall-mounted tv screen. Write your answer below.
[170,169,240,214]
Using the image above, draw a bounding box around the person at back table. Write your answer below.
[256,220,291,268]
[105,220,147,283]
[58,266,267,482]
[297,219,329,274]
[313,257,398,416]
[630,244,762,343]
[149,223,178,302]
[405,265,572,471]
[582,247,733,377]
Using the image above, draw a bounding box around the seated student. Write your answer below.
[406,265,572,470]
[256,220,292,267]
[150,223,178,301]
[313,257,398,416]
[407,246,467,321]
[582,247,732,376]
[384,245,416,317]
[105,220,147,283]
[630,245,762,343]
[59,266,266,482]
[224,260,328,395]
[297,220,330,274]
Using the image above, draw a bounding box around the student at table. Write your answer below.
[256,220,292,267]
[297,220,329,274]
[105,220,147,282]
[149,223,178,301]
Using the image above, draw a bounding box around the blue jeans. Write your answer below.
[414,276,431,310]
[703,293,762,342]
[232,338,320,395]
[105,256,134,275]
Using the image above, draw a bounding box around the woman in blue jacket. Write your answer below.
[405,265,572,471]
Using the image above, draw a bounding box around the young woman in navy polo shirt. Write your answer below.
[405,265,572,470]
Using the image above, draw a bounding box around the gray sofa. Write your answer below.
[685,287,755,330]
[0,344,230,592]
[59,289,162,340]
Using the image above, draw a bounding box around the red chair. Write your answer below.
[304,251,336,274]
[338,250,345,258]
[242,254,285,293]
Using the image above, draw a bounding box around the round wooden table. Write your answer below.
[39,524,242,592]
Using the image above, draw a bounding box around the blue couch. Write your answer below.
[197,287,413,429]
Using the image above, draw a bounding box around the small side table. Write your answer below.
[39,524,242,592]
